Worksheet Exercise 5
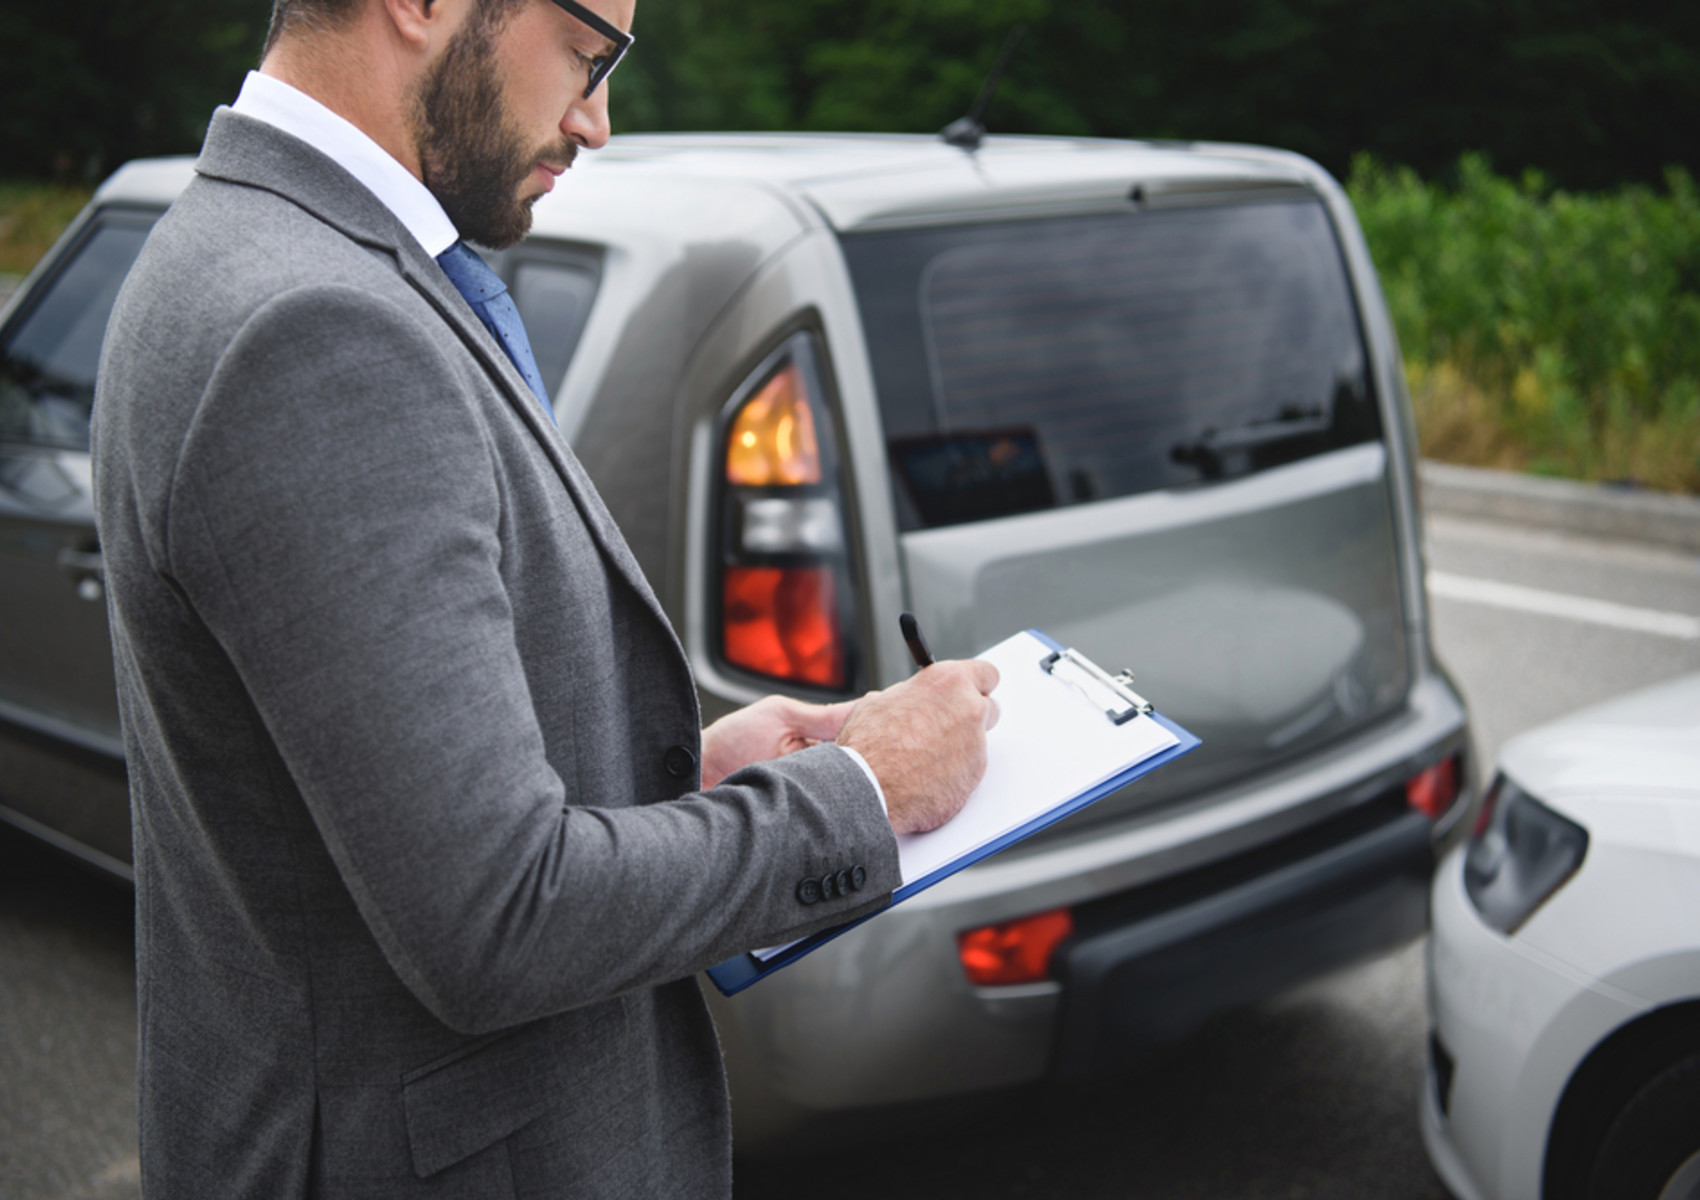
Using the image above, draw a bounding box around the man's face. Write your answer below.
[413,0,629,249]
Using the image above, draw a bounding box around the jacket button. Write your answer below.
[850,865,867,891]
[819,872,838,900]
[797,878,822,905]
[663,745,696,779]
[834,869,853,896]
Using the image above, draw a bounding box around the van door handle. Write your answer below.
[56,547,106,601]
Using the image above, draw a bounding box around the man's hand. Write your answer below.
[836,661,1000,835]
[699,695,857,789]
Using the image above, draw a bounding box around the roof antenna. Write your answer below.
[940,25,1028,152]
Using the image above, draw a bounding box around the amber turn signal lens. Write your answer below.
[1406,754,1462,820]
[725,363,822,486]
[957,908,1074,986]
[722,566,845,688]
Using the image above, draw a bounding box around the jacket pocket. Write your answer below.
[401,1025,549,1179]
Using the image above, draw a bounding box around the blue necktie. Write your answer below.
[436,242,555,424]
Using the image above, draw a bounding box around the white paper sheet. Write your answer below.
[893,631,1178,885]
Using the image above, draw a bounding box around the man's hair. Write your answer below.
[261,0,524,59]
[263,0,362,58]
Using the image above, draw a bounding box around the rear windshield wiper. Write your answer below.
[1170,404,1330,480]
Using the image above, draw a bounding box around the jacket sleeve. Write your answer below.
[164,283,900,1033]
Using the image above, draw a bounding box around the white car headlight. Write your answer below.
[1463,773,1589,934]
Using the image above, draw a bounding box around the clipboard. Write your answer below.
[706,629,1200,996]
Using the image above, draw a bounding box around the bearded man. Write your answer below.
[90,0,999,1195]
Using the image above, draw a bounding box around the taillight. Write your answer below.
[957,909,1074,986]
[1406,753,1462,821]
[723,566,842,687]
[717,334,857,692]
[725,361,821,486]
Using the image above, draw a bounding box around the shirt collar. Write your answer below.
[230,71,459,258]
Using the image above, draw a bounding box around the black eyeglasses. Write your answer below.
[548,0,634,99]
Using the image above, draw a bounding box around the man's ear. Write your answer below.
[379,0,459,52]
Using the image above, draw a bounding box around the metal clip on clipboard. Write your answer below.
[1040,647,1153,725]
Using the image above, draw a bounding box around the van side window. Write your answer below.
[842,199,1381,531]
[505,252,601,399]
[0,211,156,452]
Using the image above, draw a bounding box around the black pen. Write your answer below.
[899,611,935,669]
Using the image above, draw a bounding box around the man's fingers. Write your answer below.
[914,659,998,694]
[965,659,1000,696]
[983,696,1000,730]
[787,697,859,742]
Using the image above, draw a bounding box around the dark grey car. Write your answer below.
[0,134,1471,1145]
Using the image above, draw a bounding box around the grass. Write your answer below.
[1349,155,1700,494]
[0,181,94,276]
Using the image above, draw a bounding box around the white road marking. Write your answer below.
[1428,571,1700,640]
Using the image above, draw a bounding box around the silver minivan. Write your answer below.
[0,132,1471,1145]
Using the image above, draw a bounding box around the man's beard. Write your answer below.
[412,9,576,249]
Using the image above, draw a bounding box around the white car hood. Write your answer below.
[1499,672,1700,810]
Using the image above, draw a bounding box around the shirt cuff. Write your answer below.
[834,745,888,818]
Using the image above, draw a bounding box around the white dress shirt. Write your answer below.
[231,71,459,258]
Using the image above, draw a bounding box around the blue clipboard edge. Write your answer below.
[707,631,1200,997]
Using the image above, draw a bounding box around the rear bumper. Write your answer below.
[1053,804,1432,1076]
[713,673,1469,1143]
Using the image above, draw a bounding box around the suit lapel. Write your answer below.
[394,246,674,630]
[193,108,675,634]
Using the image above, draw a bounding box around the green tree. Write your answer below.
[618,0,1700,191]
[617,0,1075,137]
[1,0,270,179]
[4,0,1696,191]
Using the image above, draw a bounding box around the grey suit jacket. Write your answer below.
[91,109,900,1199]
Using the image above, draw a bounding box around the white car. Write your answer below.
[1422,672,1700,1200]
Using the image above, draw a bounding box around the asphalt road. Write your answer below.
[1424,511,1700,771]
[3,509,1697,1199]
[0,831,137,1199]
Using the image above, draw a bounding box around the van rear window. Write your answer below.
[840,198,1381,531]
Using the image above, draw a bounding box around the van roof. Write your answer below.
[96,132,1325,236]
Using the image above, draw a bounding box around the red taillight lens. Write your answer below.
[957,908,1074,986]
[722,566,845,688]
[717,336,857,692]
[1407,754,1462,820]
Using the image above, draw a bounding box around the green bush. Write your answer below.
[1350,155,1700,492]
[0,181,93,276]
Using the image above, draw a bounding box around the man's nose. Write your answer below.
[564,86,612,150]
